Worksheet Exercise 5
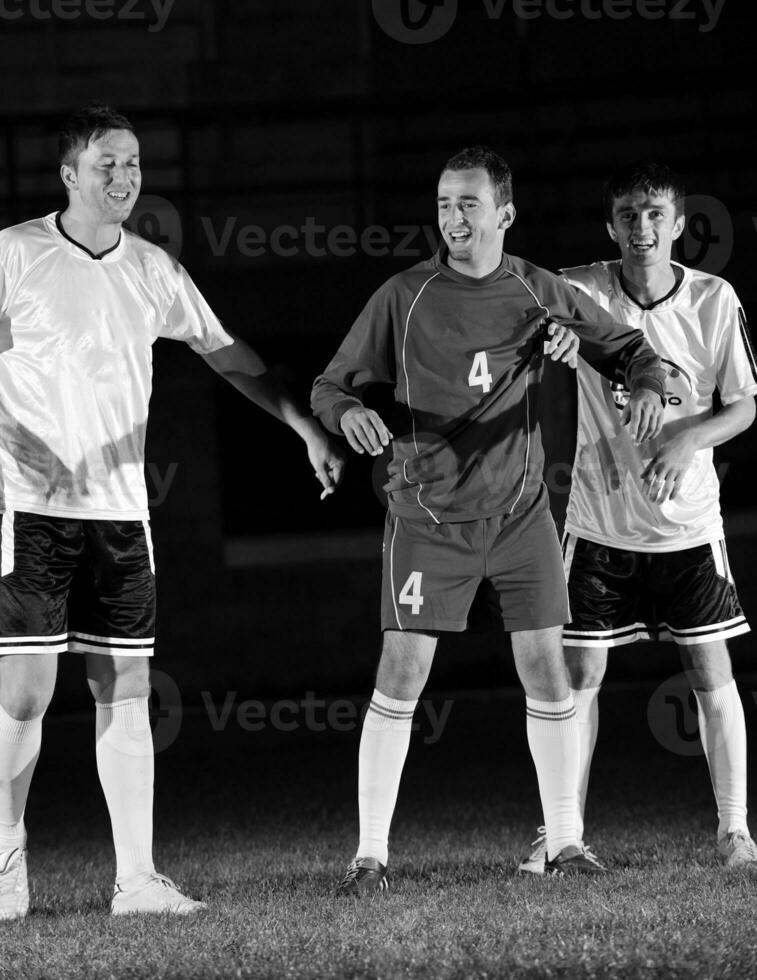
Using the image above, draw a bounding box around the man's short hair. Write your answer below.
[603,161,686,222]
[58,104,135,168]
[441,146,513,206]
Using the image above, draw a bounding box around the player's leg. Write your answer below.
[73,519,204,914]
[487,499,606,875]
[0,510,76,920]
[679,639,755,865]
[564,645,608,843]
[341,629,437,894]
[338,513,476,896]
[0,654,58,921]
[660,539,752,864]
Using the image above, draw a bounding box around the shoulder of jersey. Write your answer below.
[680,262,736,298]
[122,224,182,274]
[0,214,51,248]
[559,261,615,293]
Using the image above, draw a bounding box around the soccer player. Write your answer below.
[0,104,344,920]
[311,146,667,894]
[519,161,757,875]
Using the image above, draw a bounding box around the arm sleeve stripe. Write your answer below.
[738,307,757,382]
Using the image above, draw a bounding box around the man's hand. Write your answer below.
[640,430,698,504]
[621,388,664,444]
[306,431,346,500]
[544,321,579,369]
[339,406,393,456]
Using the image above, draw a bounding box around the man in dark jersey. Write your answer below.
[311,146,666,892]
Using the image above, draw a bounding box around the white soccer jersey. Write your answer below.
[0,212,233,520]
[562,260,757,552]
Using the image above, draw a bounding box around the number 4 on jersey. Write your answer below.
[468,351,492,394]
[399,571,424,615]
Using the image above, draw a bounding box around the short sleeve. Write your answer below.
[159,261,234,354]
[714,286,757,405]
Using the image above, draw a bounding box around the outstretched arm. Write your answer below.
[641,396,755,503]
[202,334,345,500]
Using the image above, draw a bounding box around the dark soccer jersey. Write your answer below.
[311,249,664,523]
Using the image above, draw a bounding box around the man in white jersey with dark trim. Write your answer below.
[0,104,344,920]
[520,161,757,874]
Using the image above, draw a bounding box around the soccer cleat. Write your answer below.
[717,831,757,868]
[111,871,207,916]
[518,825,547,875]
[336,857,389,897]
[0,848,29,921]
[544,844,608,876]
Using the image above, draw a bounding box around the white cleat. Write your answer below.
[0,848,29,921]
[111,871,207,916]
[717,831,757,868]
[518,825,548,875]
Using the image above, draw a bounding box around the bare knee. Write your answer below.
[565,646,608,690]
[680,642,733,692]
[0,655,57,720]
[375,630,437,700]
[87,655,151,704]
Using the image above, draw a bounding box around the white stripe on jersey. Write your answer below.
[562,261,757,553]
[402,272,441,524]
[1,511,14,577]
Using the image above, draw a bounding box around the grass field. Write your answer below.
[2,680,757,979]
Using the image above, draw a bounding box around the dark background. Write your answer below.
[1,0,755,707]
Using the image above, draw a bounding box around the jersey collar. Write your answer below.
[613,260,688,311]
[51,211,125,262]
[434,246,508,286]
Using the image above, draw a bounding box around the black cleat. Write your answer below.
[336,857,389,897]
[545,844,608,876]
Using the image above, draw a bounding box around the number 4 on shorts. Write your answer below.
[399,571,424,615]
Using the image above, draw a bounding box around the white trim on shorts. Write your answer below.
[0,632,69,655]
[1,511,14,577]
[68,632,155,656]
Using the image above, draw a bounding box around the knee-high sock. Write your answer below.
[357,690,417,866]
[695,680,748,838]
[0,704,43,851]
[95,698,155,882]
[526,696,579,860]
[571,686,600,842]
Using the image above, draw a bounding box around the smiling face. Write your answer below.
[60,128,141,225]
[437,167,515,275]
[607,188,684,270]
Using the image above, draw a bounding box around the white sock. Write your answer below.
[0,704,43,852]
[526,696,579,860]
[571,686,600,842]
[95,697,155,883]
[356,689,417,866]
[694,680,749,839]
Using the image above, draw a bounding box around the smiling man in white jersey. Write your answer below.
[312,146,669,894]
[0,104,344,920]
[519,161,757,875]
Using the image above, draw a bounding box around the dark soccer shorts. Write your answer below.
[381,492,569,633]
[562,533,750,648]
[0,510,156,656]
